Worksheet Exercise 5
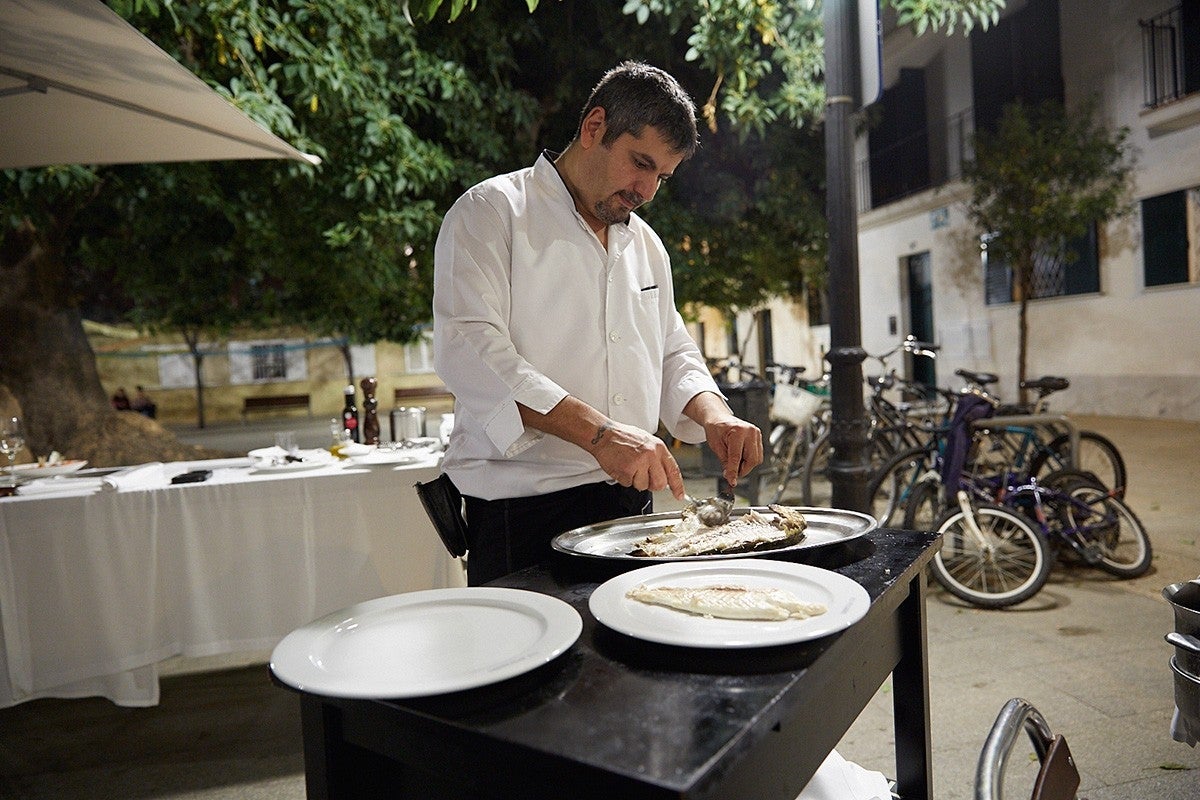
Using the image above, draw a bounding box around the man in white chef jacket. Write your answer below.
[433,61,763,586]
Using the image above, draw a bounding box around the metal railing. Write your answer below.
[1141,5,1188,108]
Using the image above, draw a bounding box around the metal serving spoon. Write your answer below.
[684,490,735,527]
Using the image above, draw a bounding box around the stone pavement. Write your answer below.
[0,414,1197,798]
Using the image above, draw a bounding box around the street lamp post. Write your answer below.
[823,0,870,511]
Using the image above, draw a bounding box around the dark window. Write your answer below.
[1142,189,1192,286]
[1140,1,1200,108]
[971,0,1064,133]
[251,343,287,381]
[868,68,930,207]
[983,225,1100,305]
[806,283,829,326]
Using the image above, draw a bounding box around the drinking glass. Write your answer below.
[1,417,25,488]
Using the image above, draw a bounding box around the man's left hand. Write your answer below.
[703,416,763,488]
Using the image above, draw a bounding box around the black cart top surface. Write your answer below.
[321,528,941,798]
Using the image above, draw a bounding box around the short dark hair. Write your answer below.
[576,61,698,159]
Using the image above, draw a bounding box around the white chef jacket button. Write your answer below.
[613,394,625,405]
[609,331,620,342]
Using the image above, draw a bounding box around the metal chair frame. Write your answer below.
[975,698,1080,800]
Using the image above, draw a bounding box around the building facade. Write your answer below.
[854,0,1200,419]
[727,0,1200,420]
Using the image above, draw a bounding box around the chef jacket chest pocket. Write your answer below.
[628,287,667,350]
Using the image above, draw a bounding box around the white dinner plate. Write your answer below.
[588,560,870,648]
[249,459,336,474]
[350,450,425,467]
[247,447,337,473]
[270,588,583,698]
[6,459,88,477]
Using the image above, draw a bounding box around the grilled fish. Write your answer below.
[630,505,807,558]
[625,584,827,621]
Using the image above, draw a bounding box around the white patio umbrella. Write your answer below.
[0,0,320,169]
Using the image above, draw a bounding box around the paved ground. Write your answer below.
[1,414,1197,799]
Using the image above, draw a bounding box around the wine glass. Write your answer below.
[0,417,24,488]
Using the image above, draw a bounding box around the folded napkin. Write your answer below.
[17,477,105,496]
[101,462,167,492]
[797,749,891,800]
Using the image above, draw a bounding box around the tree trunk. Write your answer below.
[182,329,206,429]
[0,225,228,465]
[339,341,356,387]
[1015,251,1033,408]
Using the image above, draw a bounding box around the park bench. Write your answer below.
[241,393,311,422]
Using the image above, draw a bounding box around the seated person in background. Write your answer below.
[131,386,157,419]
[111,387,131,411]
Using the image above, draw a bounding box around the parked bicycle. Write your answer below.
[866,372,1128,530]
[798,336,944,506]
[929,466,1151,609]
[758,363,828,504]
[869,389,1150,608]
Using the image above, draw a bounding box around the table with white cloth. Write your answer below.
[0,456,465,708]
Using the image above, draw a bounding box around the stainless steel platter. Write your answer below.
[551,506,876,565]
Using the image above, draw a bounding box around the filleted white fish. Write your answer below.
[630,505,808,558]
[625,583,828,621]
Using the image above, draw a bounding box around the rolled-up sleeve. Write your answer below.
[433,192,568,457]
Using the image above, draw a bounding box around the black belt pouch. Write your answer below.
[414,473,469,558]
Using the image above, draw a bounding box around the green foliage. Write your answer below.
[0,0,1014,362]
[962,98,1134,387]
[892,0,1004,36]
[620,0,1006,135]
[963,99,1133,282]
[1,0,540,347]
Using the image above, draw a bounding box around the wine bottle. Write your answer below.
[360,377,380,445]
[341,385,360,443]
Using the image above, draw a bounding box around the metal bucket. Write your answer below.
[1164,580,1200,677]
[389,406,426,442]
[1171,657,1200,744]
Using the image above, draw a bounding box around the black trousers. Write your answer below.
[463,482,652,586]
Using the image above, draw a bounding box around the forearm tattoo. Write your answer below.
[591,423,612,445]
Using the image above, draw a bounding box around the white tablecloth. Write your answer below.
[0,456,465,708]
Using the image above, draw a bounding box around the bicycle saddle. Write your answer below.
[1020,376,1070,395]
[956,368,999,385]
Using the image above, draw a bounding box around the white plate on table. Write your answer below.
[350,450,426,467]
[588,560,870,649]
[271,588,582,698]
[6,460,88,477]
[248,447,337,473]
[249,459,337,474]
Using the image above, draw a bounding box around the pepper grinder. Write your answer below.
[360,377,380,445]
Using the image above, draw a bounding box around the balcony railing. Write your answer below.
[1141,5,1189,108]
[855,107,974,213]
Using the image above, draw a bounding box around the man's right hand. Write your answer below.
[518,397,686,500]
[588,420,685,500]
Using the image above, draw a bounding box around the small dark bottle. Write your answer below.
[341,385,360,443]
[360,377,380,445]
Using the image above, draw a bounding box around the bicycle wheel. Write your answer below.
[762,422,809,504]
[799,430,832,506]
[1030,430,1127,498]
[930,502,1052,608]
[1052,475,1152,578]
[865,445,936,527]
[799,430,887,506]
